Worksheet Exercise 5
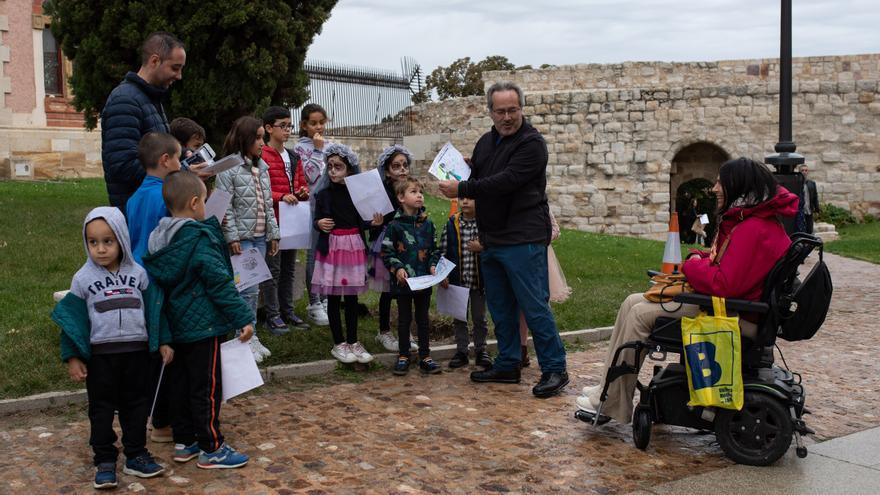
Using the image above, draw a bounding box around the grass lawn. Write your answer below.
[0,178,671,399]
[826,222,880,264]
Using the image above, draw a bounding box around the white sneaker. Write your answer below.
[331,343,357,364]
[581,384,601,397]
[349,342,374,363]
[576,393,601,413]
[308,302,329,326]
[249,335,271,360]
[248,338,265,364]
[375,332,398,352]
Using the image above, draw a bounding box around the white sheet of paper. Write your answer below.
[699,213,710,225]
[204,190,232,222]
[405,257,456,291]
[429,142,471,181]
[436,284,470,321]
[278,201,312,250]
[202,153,245,177]
[220,339,264,401]
[344,169,394,221]
[231,247,272,292]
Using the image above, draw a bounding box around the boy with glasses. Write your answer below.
[260,106,310,334]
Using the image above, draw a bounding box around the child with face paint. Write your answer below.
[369,145,418,353]
[310,144,383,364]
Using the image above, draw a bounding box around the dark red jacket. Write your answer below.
[261,145,308,219]
[682,186,798,302]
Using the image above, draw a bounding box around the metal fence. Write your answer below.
[292,59,420,139]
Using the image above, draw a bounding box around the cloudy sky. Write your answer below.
[308,0,880,76]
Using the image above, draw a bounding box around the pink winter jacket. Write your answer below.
[682,186,798,302]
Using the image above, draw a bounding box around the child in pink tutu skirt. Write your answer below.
[311,144,383,364]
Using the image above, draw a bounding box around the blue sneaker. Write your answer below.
[173,442,200,463]
[93,462,117,489]
[123,453,164,478]
[196,443,249,469]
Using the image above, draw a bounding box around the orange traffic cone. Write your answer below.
[661,212,682,274]
[448,198,458,216]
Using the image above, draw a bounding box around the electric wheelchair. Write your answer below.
[575,233,830,466]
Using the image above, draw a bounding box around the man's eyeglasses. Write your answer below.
[491,107,521,118]
[270,124,293,130]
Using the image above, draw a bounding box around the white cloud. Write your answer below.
[308,0,880,74]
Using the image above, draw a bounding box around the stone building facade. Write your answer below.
[0,0,99,180]
[403,54,880,239]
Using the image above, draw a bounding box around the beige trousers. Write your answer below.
[593,293,756,424]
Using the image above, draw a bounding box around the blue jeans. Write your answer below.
[481,243,567,373]
[240,236,266,328]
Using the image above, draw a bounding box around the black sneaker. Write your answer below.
[475,350,493,369]
[471,367,520,383]
[532,371,569,398]
[266,316,290,335]
[419,357,442,374]
[393,355,410,376]
[448,351,469,369]
[283,312,309,329]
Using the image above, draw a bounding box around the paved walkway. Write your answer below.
[0,253,876,494]
[629,426,880,495]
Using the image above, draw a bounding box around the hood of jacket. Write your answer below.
[82,206,143,277]
[145,217,223,286]
[392,207,428,225]
[723,186,799,222]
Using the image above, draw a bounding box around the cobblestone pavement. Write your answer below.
[0,253,875,494]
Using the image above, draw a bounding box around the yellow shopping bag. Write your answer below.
[681,297,744,410]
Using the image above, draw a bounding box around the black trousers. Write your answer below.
[379,291,394,333]
[168,337,225,453]
[86,350,151,465]
[327,295,358,345]
[397,289,431,358]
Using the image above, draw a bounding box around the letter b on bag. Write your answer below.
[685,342,723,390]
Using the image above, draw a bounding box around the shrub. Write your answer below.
[815,203,857,226]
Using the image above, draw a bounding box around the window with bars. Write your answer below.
[42,27,63,96]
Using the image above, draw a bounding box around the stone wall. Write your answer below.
[484,54,880,93]
[0,126,102,179]
[405,54,880,238]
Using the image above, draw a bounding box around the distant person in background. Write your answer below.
[101,32,185,215]
[801,165,821,234]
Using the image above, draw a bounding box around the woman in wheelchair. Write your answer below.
[576,157,798,424]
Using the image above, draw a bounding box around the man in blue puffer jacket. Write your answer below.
[101,32,186,215]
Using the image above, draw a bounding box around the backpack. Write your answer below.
[775,250,833,342]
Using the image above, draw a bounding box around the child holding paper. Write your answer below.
[52,206,170,489]
[169,117,206,160]
[215,116,280,363]
[125,132,181,445]
[311,144,382,364]
[143,170,253,470]
[439,197,492,369]
[260,106,309,334]
[370,145,418,353]
[382,177,442,375]
[127,132,182,266]
[295,103,331,326]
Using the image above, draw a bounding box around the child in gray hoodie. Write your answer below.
[52,206,172,489]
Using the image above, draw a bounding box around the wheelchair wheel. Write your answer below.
[632,406,652,450]
[714,392,793,466]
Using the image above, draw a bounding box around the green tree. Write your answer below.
[46,0,337,145]
[425,55,516,100]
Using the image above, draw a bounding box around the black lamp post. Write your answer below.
[765,0,805,234]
